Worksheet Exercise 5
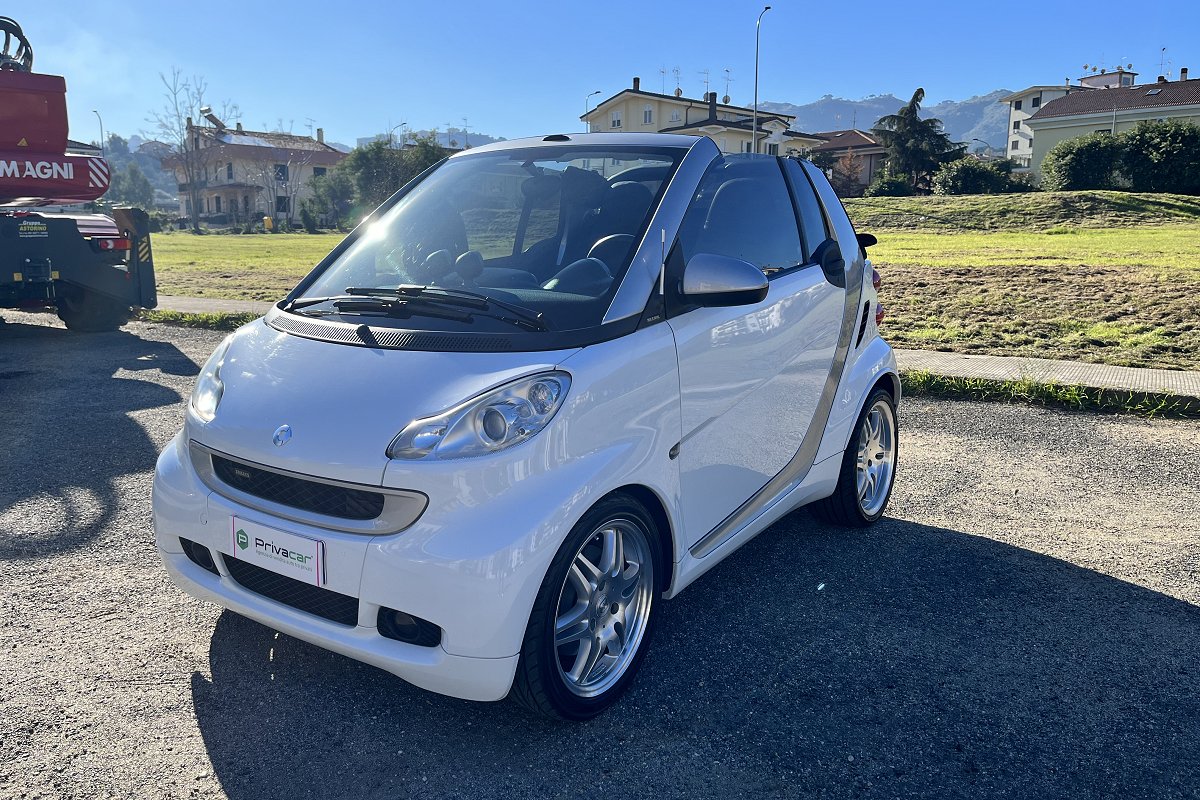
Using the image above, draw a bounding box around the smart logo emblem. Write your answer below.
[272,424,292,447]
[236,529,249,550]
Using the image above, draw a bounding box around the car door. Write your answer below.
[666,155,846,546]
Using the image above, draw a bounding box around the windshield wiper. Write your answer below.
[284,290,547,332]
[344,285,550,332]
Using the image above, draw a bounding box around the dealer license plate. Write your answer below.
[230,516,326,587]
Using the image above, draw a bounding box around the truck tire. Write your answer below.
[56,289,131,332]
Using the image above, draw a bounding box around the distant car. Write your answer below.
[153,133,898,720]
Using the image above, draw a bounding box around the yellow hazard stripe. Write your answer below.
[138,241,151,261]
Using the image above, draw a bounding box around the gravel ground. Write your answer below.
[2,308,1199,800]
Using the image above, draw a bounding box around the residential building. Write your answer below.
[163,109,346,225]
[581,77,823,156]
[999,83,1092,168]
[806,129,885,194]
[1026,68,1199,175]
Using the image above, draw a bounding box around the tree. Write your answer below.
[308,168,355,229]
[1120,120,1200,195]
[107,162,155,208]
[339,134,449,209]
[829,148,866,197]
[1040,133,1123,191]
[150,69,222,231]
[872,88,965,193]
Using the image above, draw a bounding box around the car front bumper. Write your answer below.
[152,432,531,702]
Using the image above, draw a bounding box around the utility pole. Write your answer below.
[752,6,771,154]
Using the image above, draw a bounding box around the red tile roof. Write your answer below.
[1030,79,1200,119]
[808,130,880,152]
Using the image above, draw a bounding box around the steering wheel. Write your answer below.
[0,17,33,72]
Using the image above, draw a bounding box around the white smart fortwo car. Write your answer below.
[154,133,899,720]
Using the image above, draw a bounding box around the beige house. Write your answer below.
[1025,68,1199,175]
[164,109,346,225]
[582,77,822,156]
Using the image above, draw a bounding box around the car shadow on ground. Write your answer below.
[192,513,1200,800]
[0,320,197,558]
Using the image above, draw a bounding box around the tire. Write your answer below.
[511,494,661,720]
[56,289,131,332]
[811,387,898,527]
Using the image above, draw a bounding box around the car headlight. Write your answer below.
[388,371,571,460]
[190,337,233,423]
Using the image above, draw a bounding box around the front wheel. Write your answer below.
[512,495,661,720]
[811,387,898,527]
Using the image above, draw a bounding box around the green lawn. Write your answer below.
[152,231,344,300]
[149,193,1200,371]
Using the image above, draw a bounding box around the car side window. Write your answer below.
[676,156,803,276]
[783,158,830,260]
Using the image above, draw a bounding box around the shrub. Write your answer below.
[1120,120,1200,195]
[299,203,320,234]
[1040,132,1123,191]
[932,158,1010,195]
[864,173,914,197]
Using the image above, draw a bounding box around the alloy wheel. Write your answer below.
[856,399,896,517]
[552,518,654,698]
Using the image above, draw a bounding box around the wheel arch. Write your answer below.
[604,483,676,595]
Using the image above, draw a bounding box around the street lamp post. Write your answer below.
[92,109,105,156]
[584,90,601,132]
[752,6,771,154]
[387,122,407,149]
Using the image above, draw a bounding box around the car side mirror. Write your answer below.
[811,239,846,288]
[856,232,877,251]
[681,253,769,307]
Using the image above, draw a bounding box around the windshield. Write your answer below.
[299,145,685,332]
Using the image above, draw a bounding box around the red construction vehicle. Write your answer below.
[1,17,156,331]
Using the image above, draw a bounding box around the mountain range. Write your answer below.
[760,90,1013,150]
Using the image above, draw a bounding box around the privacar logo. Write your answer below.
[236,529,249,550]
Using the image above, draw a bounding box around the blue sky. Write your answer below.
[14,1,1198,146]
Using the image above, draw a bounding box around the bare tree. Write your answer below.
[150,69,219,232]
[240,146,317,227]
[149,68,244,230]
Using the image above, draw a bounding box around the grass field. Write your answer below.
[853,193,1200,370]
[152,232,343,300]
[150,191,1200,371]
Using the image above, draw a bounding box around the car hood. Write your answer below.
[189,319,578,485]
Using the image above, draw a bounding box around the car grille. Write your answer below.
[225,554,359,626]
[211,455,385,521]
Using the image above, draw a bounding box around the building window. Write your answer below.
[1013,100,1022,110]
[643,105,653,125]
[276,195,290,213]
[192,136,200,150]
[274,163,289,182]
[1011,140,1018,150]
[610,111,622,129]
[1013,121,1020,131]
[243,195,250,214]
[214,196,222,213]
[313,166,327,178]
[226,162,233,180]
[670,109,681,122]
[767,143,779,155]
[1031,95,1041,108]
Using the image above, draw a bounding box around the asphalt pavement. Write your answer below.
[2,308,1199,800]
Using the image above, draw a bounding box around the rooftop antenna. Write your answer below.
[699,68,711,95]
[659,65,667,94]
[1160,47,1167,76]
[461,116,470,148]
[722,68,733,104]
[672,66,682,97]
[304,117,315,137]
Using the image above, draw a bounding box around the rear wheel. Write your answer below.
[512,494,661,720]
[56,288,131,332]
[811,387,898,527]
